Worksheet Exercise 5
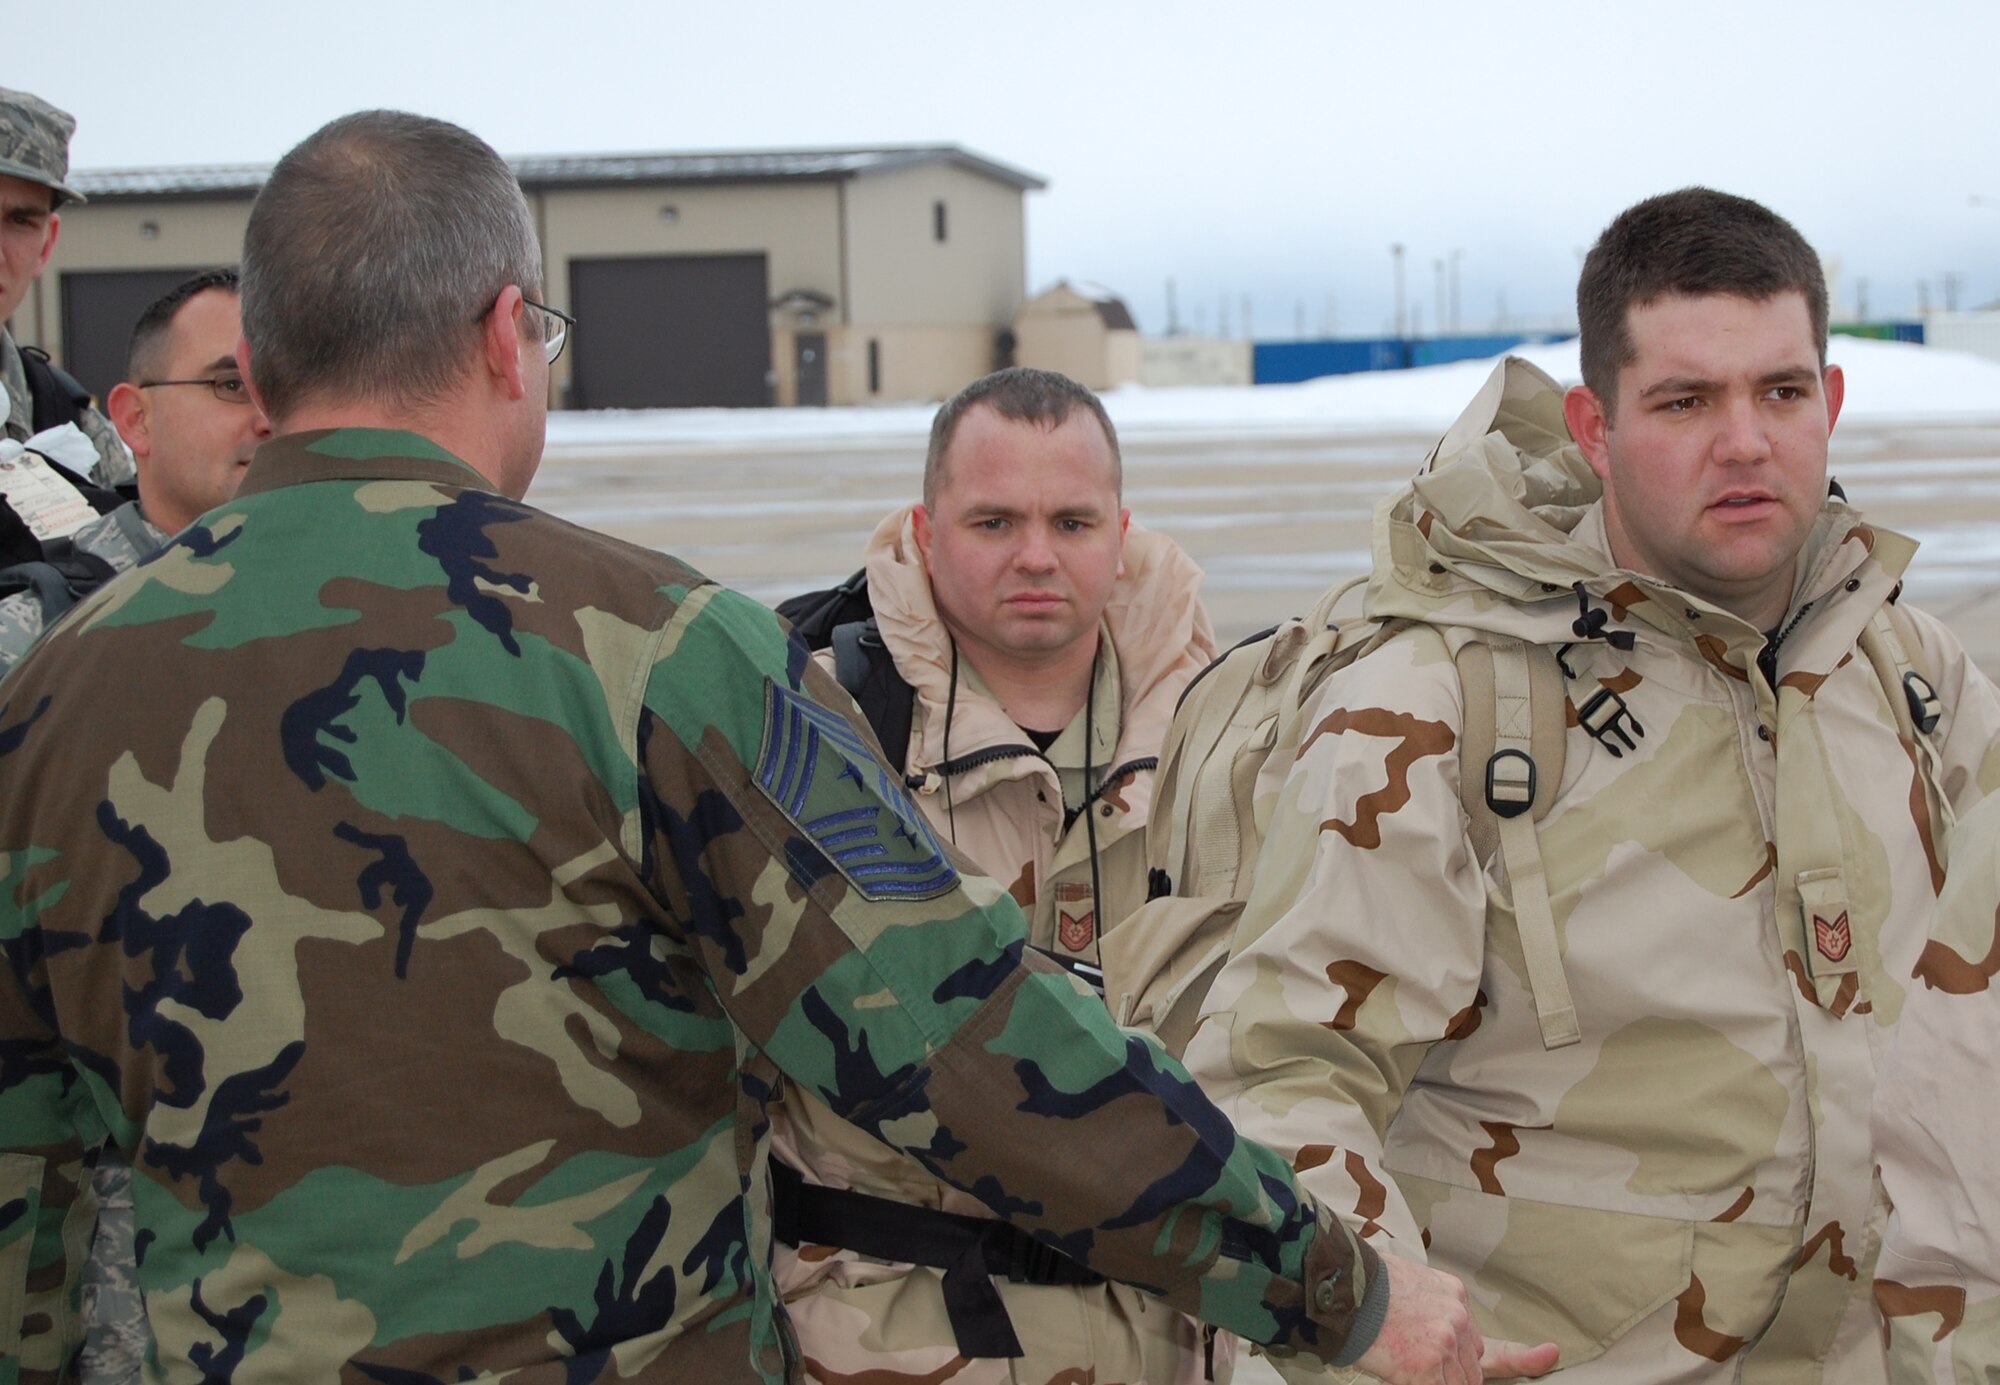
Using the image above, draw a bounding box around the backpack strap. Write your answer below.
[1457,638,1579,1050]
[830,618,917,776]
[18,345,91,435]
[1859,602,1954,864]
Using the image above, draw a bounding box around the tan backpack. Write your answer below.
[1102,581,1950,1061]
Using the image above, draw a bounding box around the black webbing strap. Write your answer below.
[769,1158,1102,1359]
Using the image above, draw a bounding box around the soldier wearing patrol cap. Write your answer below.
[0,85,135,490]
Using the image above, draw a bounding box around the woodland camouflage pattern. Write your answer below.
[1,334,136,490]
[774,509,1224,1385]
[0,500,165,672]
[0,428,1383,1385]
[1874,791,2000,1383]
[1186,358,2000,1382]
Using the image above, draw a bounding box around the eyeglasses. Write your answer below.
[475,291,576,365]
[138,374,253,405]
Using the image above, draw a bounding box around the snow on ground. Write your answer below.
[543,337,2000,454]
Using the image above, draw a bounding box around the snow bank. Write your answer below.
[542,337,2000,454]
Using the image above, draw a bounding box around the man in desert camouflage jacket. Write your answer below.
[0,109,1501,1385]
[1187,189,2000,1382]
[1873,792,2000,1383]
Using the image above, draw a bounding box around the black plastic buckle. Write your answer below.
[1578,688,1645,758]
[1903,672,1943,736]
[1484,749,1536,820]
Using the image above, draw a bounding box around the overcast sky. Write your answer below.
[46,0,2000,338]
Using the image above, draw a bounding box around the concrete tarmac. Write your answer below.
[534,418,2000,673]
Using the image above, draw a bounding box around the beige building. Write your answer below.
[19,145,1044,409]
[1012,280,1140,391]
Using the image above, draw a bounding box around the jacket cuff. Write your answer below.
[1303,1217,1385,1366]
[1329,1239,1389,1367]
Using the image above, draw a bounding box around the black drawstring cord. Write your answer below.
[942,642,960,843]
[1082,646,1103,948]
[1571,582,1636,651]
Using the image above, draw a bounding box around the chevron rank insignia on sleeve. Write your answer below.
[753,681,958,901]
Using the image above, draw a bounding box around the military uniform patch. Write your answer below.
[1813,911,1853,964]
[754,681,958,900]
[1054,882,1096,952]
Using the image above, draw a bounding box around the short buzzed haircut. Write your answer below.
[125,267,239,382]
[1577,188,1829,417]
[924,367,1122,508]
[240,110,542,423]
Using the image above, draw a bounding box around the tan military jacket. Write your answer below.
[1187,359,2000,1382]
[1875,791,2000,1383]
[774,507,1221,1385]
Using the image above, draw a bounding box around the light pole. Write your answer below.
[1391,243,1406,340]
[1450,249,1464,334]
[1433,258,1446,341]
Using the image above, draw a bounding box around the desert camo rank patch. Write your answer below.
[754,681,958,900]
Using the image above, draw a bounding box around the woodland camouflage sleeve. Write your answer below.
[1876,794,2000,1384]
[634,581,1388,1366]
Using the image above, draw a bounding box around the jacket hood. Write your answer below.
[861,506,1216,772]
[1366,355,1917,650]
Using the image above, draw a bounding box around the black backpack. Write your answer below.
[0,442,129,624]
[18,344,93,435]
[776,569,917,774]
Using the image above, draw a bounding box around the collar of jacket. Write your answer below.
[859,505,1217,780]
[1365,356,1918,677]
[235,428,498,499]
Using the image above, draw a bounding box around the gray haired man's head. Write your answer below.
[240,110,543,424]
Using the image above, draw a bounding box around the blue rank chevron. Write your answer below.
[754,681,959,901]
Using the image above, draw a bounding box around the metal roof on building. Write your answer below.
[69,144,1047,202]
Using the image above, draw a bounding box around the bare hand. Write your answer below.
[1350,1254,1559,1383]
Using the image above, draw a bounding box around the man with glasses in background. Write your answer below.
[0,268,270,674]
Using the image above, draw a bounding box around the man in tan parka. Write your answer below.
[1186,188,2000,1382]
[772,367,1227,1384]
[1873,791,2000,1382]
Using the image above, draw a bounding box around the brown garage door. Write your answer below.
[568,254,772,409]
[59,267,214,402]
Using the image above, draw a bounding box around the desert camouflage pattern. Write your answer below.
[1,333,136,490]
[1875,791,2000,1383]
[1186,357,2000,1382]
[774,509,1225,1384]
[0,499,164,672]
[0,428,1383,1385]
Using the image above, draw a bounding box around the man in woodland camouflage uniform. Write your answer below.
[0,86,134,487]
[1187,188,2000,1382]
[0,109,1505,1385]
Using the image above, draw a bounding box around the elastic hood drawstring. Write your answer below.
[1571,582,1635,651]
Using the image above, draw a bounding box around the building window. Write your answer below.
[868,339,881,395]
[933,200,947,243]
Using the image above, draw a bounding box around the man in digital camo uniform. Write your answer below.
[0,86,134,489]
[0,109,1502,1385]
[1186,188,2000,1382]
[0,268,271,675]
[773,367,1229,1383]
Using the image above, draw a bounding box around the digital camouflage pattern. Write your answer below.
[1,333,137,491]
[0,428,1384,1385]
[774,508,1225,1385]
[1186,358,2000,1382]
[0,499,164,672]
[1874,791,2000,1383]
[78,1158,142,1385]
[0,86,86,206]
